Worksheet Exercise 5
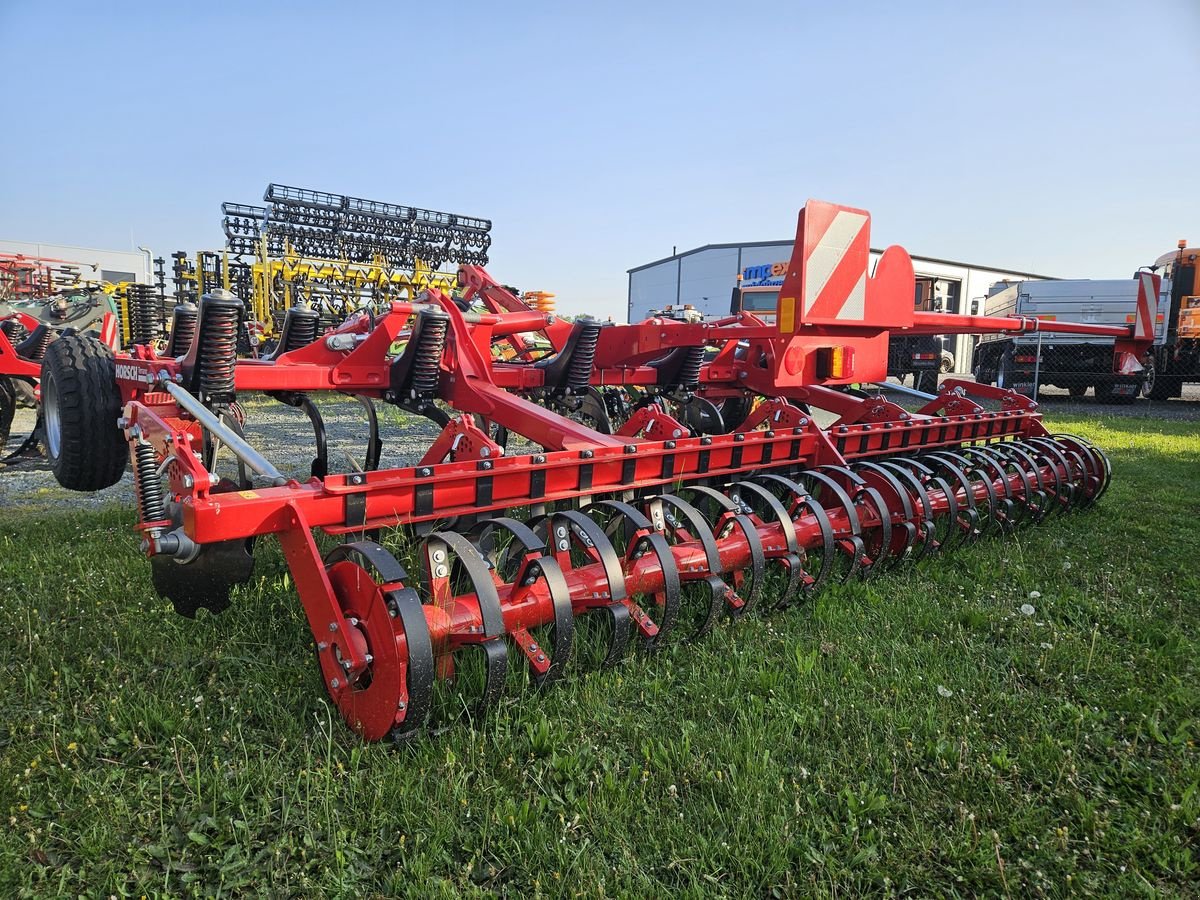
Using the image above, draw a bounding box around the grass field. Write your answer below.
[1,415,1198,897]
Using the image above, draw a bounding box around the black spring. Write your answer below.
[410,309,449,397]
[566,318,602,392]
[197,295,240,400]
[677,345,705,389]
[1,319,29,346]
[166,302,198,357]
[134,440,167,523]
[283,305,321,352]
[128,283,159,346]
[23,327,54,361]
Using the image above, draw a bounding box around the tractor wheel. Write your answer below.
[40,334,127,491]
[1067,382,1088,398]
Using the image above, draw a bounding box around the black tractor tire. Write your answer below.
[40,334,127,491]
[1067,382,1088,398]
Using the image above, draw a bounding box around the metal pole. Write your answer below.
[159,380,287,485]
[1032,330,1043,403]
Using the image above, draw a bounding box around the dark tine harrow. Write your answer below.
[221,184,492,269]
[36,199,1146,742]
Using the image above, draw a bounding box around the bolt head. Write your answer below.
[331,678,341,689]
[329,622,338,632]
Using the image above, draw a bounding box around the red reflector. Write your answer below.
[1014,355,1038,363]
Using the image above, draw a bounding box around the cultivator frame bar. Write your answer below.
[60,200,1141,742]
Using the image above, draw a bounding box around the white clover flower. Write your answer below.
[937,685,953,698]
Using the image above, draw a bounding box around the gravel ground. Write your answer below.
[3,382,1197,516]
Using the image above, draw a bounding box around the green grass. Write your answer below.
[1,415,1198,897]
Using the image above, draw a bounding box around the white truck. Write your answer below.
[972,275,1163,402]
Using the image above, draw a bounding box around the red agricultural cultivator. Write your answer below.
[40,201,1153,741]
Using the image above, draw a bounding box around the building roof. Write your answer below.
[627,240,1056,280]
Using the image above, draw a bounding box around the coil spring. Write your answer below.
[167,303,198,357]
[409,310,449,397]
[566,318,602,392]
[198,303,239,399]
[677,345,705,389]
[283,306,320,352]
[128,284,159,346]
[23,327,54,361]
[1,319,29,346]
[134,440,167,523]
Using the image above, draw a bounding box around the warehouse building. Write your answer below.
[0,239,154,287]
[628,241,1053,374]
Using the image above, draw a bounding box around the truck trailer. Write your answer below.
[972,275,1162,402]
[974,241,1199,402]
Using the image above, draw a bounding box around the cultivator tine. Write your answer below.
[1052,435,1111,506]
[677,485,767,615]
[852,461,923,566]
[728,480,805,610]
[1025,440,1073,515]
[815,466,899,575]
[592,500,682,650]
[750,473,839,594]
[355,395,383,471]
[1025,437,1080,513]
[962,447,1021,528]
[783,470,868,582]
[467,516,574,687]
[871,460,939,560]
[995,443,1050,523]
[926,450,1004,538]
[885,458,967,554]
[538,509,637,664]
[422,531,509,722]
[652,493,742,626]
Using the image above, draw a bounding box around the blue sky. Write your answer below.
[1,0,1197,320]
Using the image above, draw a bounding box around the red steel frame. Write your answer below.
[103,200,1137,740]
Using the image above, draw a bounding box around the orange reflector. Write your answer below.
[815,346,853,379]
[1037,314,1057,321]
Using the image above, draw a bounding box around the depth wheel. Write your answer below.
[323,553,434,742]
[40,333,127,490]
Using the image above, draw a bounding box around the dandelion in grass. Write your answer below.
[937,685,953,698]
[1020,604,1035,616]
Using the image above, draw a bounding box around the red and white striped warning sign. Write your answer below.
[1134,272,1158,341]
[802,207,871,322]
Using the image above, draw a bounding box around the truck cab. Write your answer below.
[1147,242,1200,399]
